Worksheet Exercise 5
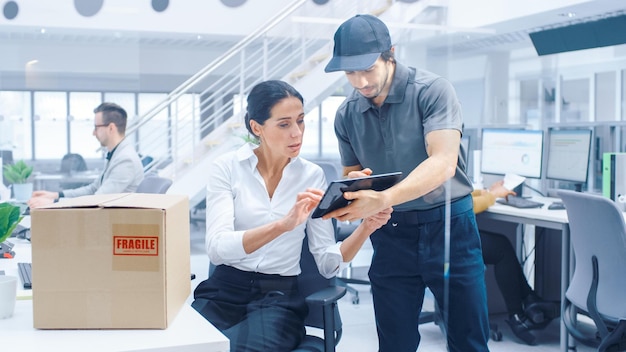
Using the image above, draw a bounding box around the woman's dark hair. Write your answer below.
[245,80,304,140]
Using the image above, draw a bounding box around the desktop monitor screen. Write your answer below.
[480,128,544,178]
[546,129,592,184]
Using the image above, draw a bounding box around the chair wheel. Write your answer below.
[489,323,502,341]
[491,330,502,341]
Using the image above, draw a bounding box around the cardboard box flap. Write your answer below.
[38,193,131,209]
[101,193,188,210]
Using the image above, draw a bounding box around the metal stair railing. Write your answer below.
[126,0,428,202]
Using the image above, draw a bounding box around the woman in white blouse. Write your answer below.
[192,80,391,352]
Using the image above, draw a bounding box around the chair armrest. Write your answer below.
[305,286,347,306]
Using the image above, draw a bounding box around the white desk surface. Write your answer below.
[0,239,229,352]
[485,196,569,224]
[32,170,101,181]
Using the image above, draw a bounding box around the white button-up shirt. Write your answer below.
[204,143,345,278]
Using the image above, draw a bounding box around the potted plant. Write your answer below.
[2,160,34,202]
[0,202,22,258]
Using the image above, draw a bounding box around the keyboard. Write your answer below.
[17,262,32,289]
[496,196,544,209]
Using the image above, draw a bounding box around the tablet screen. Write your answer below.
[311,172,402,219]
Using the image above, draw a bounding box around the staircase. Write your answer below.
[126,0,449,207]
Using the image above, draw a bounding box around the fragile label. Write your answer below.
[113,236,159,256]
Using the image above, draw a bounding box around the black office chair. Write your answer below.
[60,153,87,173]
[59,153,89,189]
[206,233,346,352]
[559,190,626,351]
[314,160,368,305]
[135,176,172,194]
[294,231,347,352]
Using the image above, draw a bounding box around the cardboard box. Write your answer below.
[30,193,190,329]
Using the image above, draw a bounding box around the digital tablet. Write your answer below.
[311,172,403,219]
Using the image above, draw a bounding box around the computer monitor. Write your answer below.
[0,150,13,166]
[1,150,14,187]
[546,128,592,191]
[480,128,544,179]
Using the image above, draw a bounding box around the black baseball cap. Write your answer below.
[324,14,392,73]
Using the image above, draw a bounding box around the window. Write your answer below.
[34,92,67,159]
[69,92,102,158]
[0,91,32,160]
[137,93,169,158]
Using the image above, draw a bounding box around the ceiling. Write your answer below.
[421,0,626,58]
[0,1,624,55]
[1,1,625,68]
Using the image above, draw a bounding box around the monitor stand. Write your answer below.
[513,184,524,197]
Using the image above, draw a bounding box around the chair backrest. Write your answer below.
[135,176,172,194]
[315,160,340,183]
[60,153,87,173]
[298,234,343,330]
[295,234,344,351]
[558,190,626,319]
[140,155,154,168]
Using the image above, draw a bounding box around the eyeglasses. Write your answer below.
[93,123,110,131]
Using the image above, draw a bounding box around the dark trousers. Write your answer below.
[480,230,532,316]
[192,265,307,352]
[369,195,490,352]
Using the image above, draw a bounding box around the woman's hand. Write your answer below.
[362,206,393,232]
[279,188,323,231]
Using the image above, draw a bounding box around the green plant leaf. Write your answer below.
[0,203,23,243]
[2,160,34,184]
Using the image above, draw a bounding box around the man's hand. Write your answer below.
[346,168,372,178]
[27,190,60,208]
[322,168,390,222]
[488,180,516,200]
[28,195,55,208]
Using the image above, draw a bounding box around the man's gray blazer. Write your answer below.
[62,137,144,198]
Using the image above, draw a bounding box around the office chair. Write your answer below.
[135,176,172,194]
[140,155,154,168]
[60,153,87,173]
[558,190,626,351]
[59,153,88,189]
[206,233,346,352]
[294,231,347,352]
[314,160,368,304]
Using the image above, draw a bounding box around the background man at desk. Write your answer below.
[473,180,559,345]
[28,102,144,207]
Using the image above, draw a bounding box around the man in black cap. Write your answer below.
[323,14,490,352]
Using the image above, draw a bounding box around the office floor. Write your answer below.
[188,220,596,352]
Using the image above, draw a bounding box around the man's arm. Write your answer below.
[323,129,460,222]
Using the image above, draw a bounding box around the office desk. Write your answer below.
[33,171,100,190]
[0,239,229,352]
[477,196,571,352]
